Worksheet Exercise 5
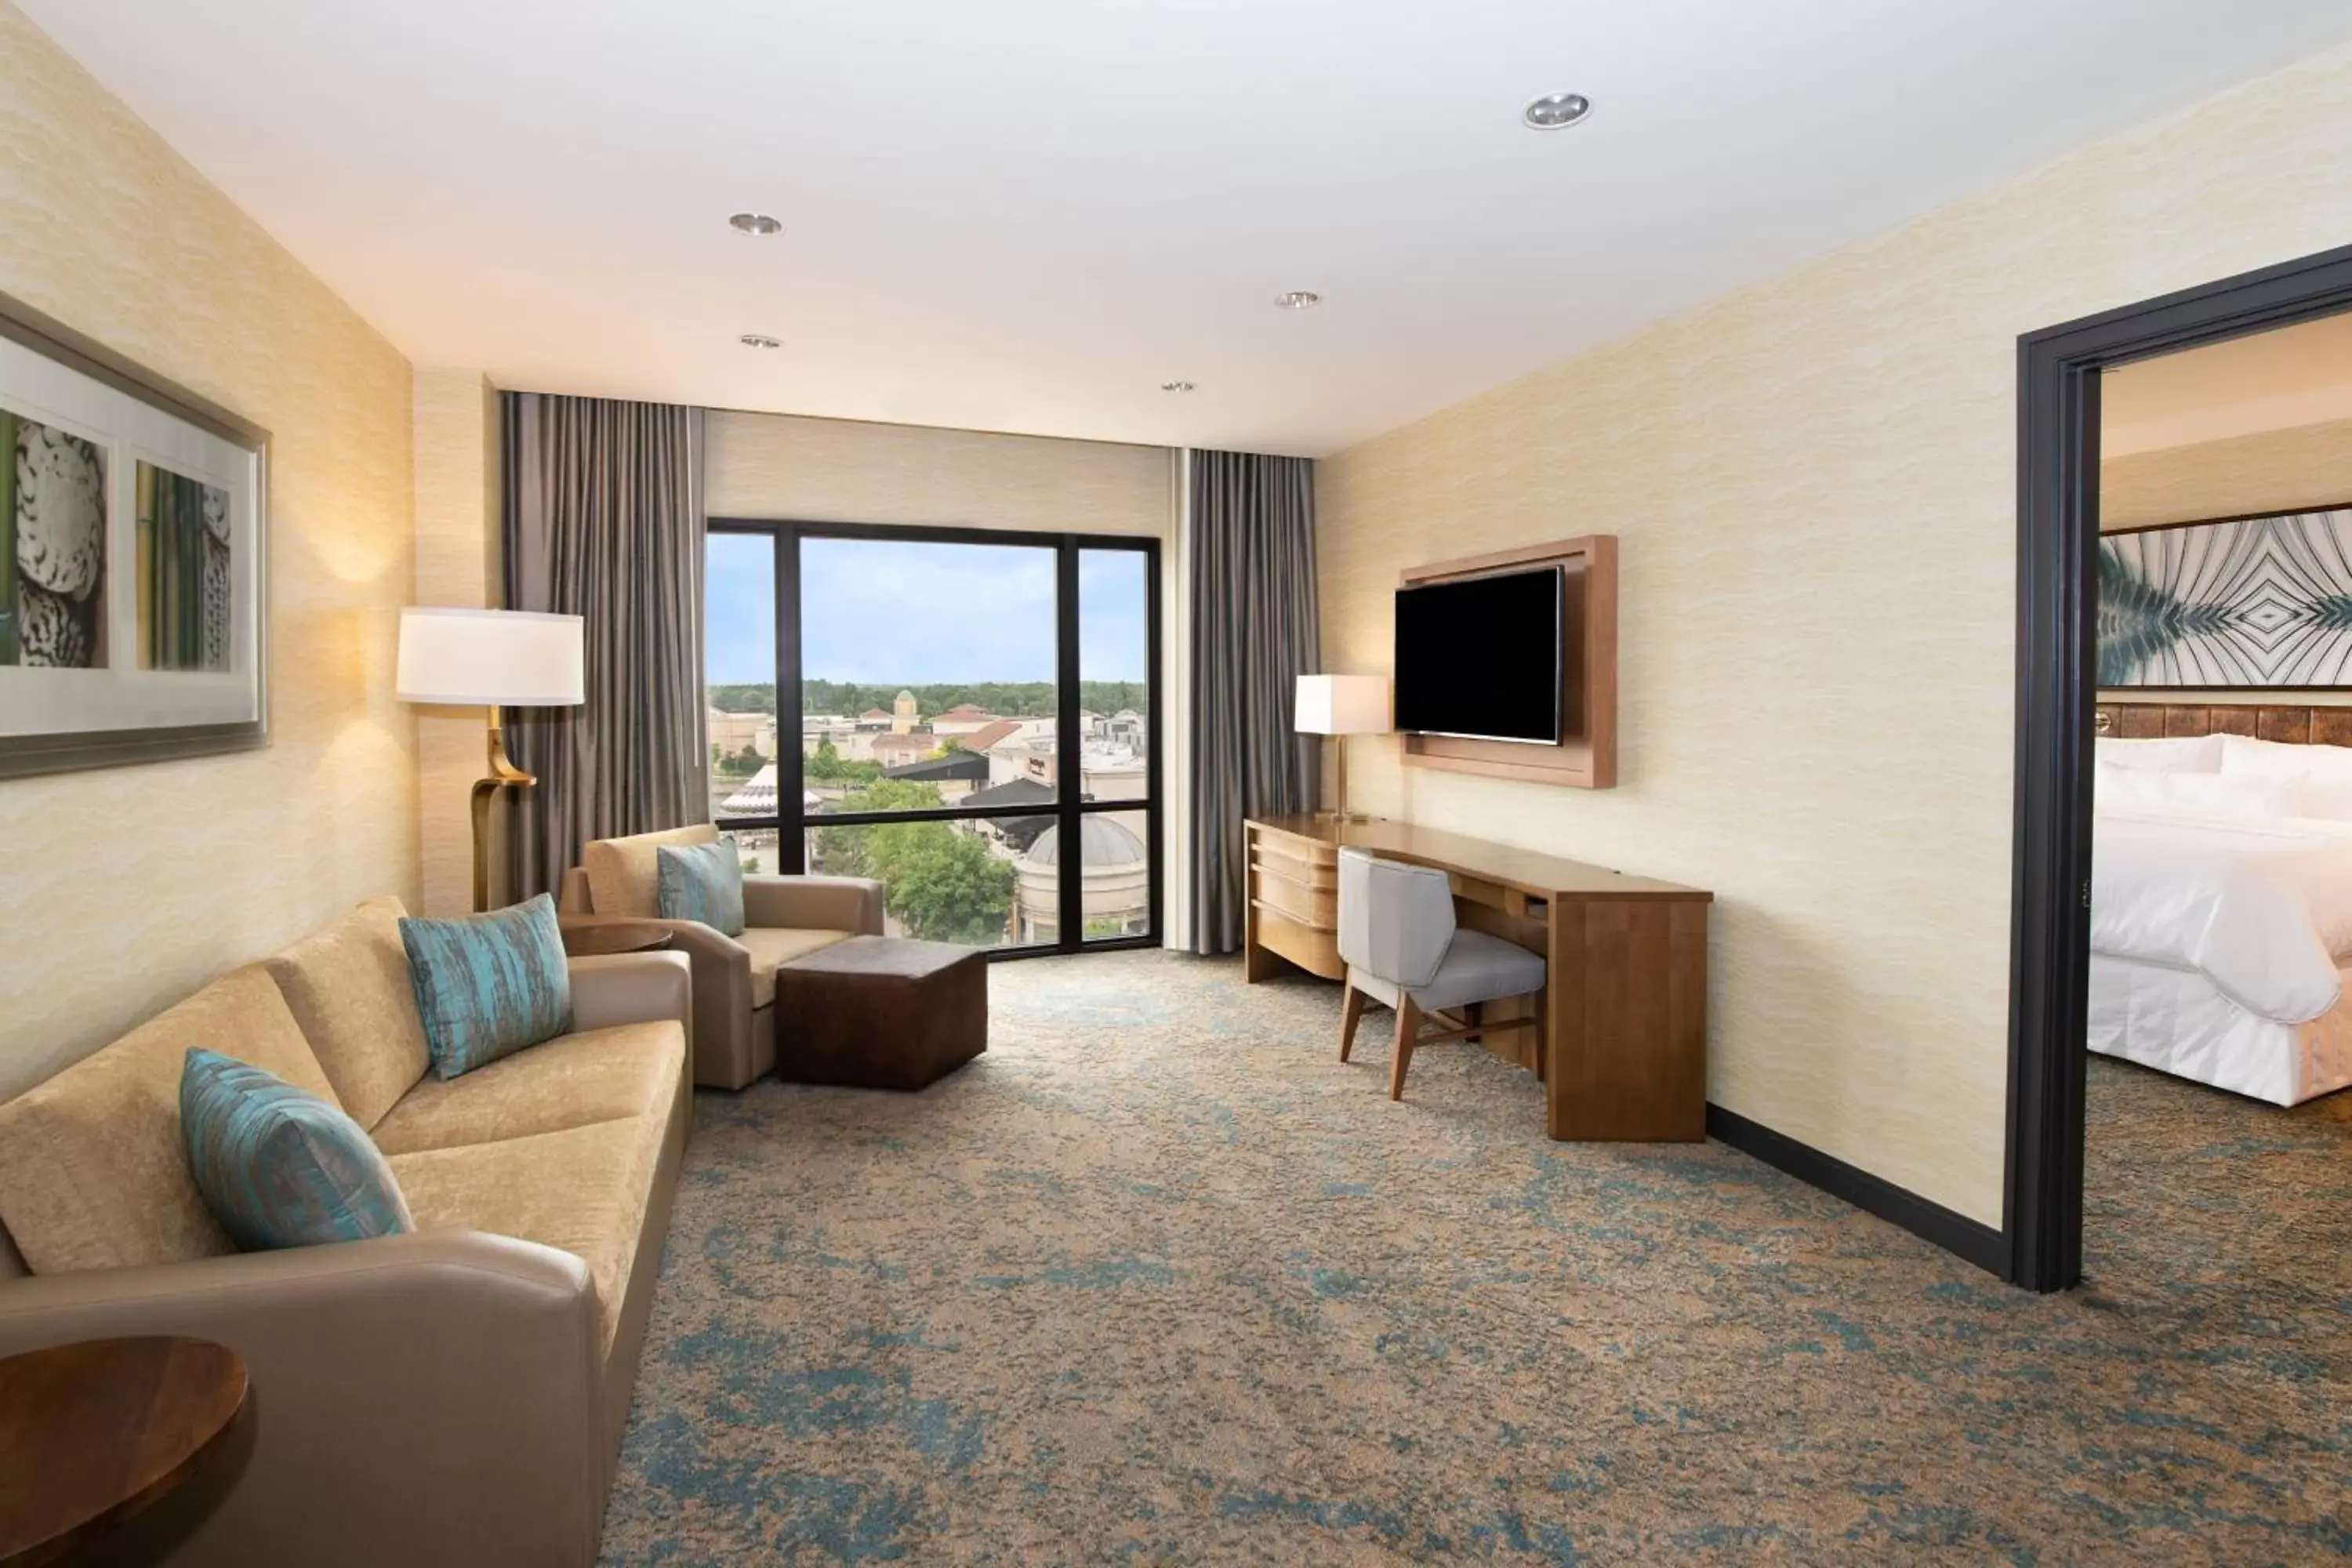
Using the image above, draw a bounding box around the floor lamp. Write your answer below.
[397,608,585,912]
[1294,674,1391,823]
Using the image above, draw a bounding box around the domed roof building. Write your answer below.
[1012,814,1149,944]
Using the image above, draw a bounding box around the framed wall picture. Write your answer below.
[2098,502,2352,689]
[0,291,267,777]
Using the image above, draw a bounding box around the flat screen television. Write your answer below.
[1392,567,1564,744]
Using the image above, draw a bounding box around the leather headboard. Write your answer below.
[2095,701,2352,746]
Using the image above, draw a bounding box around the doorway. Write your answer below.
[2010,240,2352,1290]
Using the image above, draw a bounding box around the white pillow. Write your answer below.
[2094,734,2222,772]
[2218,731,2352,783]
[2095,762,2303,819]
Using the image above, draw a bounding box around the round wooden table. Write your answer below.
[0,1336,250,1566]
[560,920,676,958]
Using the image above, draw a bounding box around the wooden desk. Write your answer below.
[1244,814,1712,1142]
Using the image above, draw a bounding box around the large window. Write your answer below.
[704,521,1160,956]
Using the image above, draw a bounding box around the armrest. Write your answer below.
[744,874,885,936]
[0,1231,602,1566]
[568,950,692,1037]
[563,919,749,1087]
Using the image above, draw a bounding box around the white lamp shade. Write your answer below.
[397,608,584,706]
[1294,673,1391,735]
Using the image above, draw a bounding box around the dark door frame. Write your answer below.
[2009,240,2352,1292]
[706,517,1163,960]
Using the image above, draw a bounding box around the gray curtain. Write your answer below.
[1188,448,1321,955]
[502,392,708,902]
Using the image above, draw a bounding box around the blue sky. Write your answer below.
[706,535,1148,686]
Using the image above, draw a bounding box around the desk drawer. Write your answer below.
[1250,861,1338,926]
[1254,906,1342,979]
[1250,832,1335,886]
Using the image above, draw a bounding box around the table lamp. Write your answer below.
[1294,673,1390,823]
[397,608,585,911]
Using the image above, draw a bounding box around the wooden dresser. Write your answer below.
[1244,814,1713,1142]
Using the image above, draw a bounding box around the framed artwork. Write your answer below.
[2098,503,2352,689]
[0,292,267,777]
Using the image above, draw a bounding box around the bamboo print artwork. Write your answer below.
[136,459,231,672]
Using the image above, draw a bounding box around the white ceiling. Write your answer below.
[2103,310,2352,457]
[24,2,2352,457]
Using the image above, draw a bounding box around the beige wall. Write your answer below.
[411,370,503,915]
[707,408,1172,535]
[2103,416,2352,532]
[1317,38,2352,1227]
[0,5,416,1096]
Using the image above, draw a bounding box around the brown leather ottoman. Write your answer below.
[772,935,988,1091]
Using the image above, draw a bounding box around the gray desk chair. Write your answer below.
[1336,846,1548,1100]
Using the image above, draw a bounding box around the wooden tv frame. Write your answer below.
[1397,535,1617,789]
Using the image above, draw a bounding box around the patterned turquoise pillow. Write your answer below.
[398,892,573,1079]
[657,839,746,938]
[180,1048,414,1250]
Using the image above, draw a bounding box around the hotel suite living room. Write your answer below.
[6,3,2352,1564]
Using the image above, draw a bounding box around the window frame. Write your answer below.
[706,517,1163,960]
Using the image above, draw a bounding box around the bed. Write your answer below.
[2091,703,2352,1106]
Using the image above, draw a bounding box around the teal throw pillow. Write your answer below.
[180,1048,414,1251]
[657,839,746,937]
[398,892,573,1080]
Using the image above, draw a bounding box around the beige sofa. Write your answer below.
[558,822,884,1089]
[0,896,691,1568]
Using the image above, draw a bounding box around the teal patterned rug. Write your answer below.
[598,951,2351,1564]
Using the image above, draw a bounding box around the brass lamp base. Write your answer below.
[469,706,535,913]
[1327,735,1372,824]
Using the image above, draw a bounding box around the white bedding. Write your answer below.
[2092,808,2352,1025]
[2089,954,2352,1106]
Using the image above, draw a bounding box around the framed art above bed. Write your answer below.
[2099,501,2352,689]
[0,289,268,779]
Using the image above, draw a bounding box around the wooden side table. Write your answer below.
[0,1336,251,1566]
[559,919,676,958]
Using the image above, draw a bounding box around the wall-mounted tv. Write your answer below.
[1392,566,1564,744]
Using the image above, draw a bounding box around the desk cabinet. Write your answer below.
[1243,814,1711,1142]
[1245,820,1345,982]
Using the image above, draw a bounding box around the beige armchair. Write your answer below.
[559,823,884,1089]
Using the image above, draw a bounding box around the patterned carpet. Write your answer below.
[598,951,2352,1564]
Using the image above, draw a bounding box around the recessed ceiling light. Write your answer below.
[1275,291,1322,311]
[1523,93,1592,129]
[739,333,781,350]
[728,212,784,236]
[1161,380,1195,393]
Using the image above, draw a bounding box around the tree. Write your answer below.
[874,824,1013,943]
[806,779,1012,942]
[713,743,764,779]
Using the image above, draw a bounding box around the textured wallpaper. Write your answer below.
[707,408,1172,536]
[0,4,416,1097]
[1318,39,2352,1225]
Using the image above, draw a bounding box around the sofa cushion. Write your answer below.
[400,895,573,1080]
[180,1049,415,1250]
[390,1112,669,1354]
[737,927,856,1010]
[657,840,746,937]
[0,966,341,1274]
[262,895,431,1130]
[370,1022,685,1157]
[583,823,720,918]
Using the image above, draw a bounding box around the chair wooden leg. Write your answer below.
[1338,984,1367,1062]
[1463,1000,1483,1044]
[1389,995,1420,1101]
